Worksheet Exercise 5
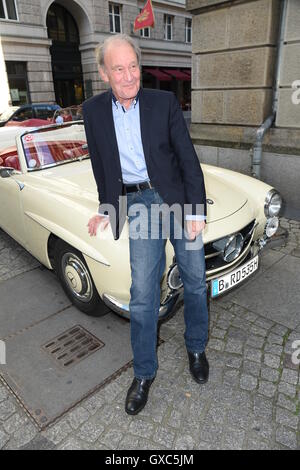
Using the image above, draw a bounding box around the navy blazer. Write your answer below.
[83,88,207,239]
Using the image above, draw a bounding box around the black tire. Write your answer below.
[54,239,109,317]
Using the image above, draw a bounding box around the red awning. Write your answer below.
[163,69,191,81]
[144,68,172,81]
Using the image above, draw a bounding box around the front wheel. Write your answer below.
[54,239,109,317]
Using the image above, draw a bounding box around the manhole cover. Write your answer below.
[42,325,104,369]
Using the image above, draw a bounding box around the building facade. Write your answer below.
[0,0,193,111]
[187,0,300,218]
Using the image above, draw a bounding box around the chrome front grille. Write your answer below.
[205,220,256,272]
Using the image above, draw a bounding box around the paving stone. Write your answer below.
[244,347,263,364]
[267,333,284,346]
[258,381,277,398]
[98,428,125,450]
[2,413,28,435]
[211,327,227,339]
[75,420,105,443]
[250,325,268,338]
[260,366,280,383]
[0,387,9,403]
[226,407,252,430]
[280,369,299,385]
[275,408,299,430]
[246,335,265,349]
[278,382,297,398]
[42,420,73,445]
[128,418,155,439]
[225,339,243,355]
[57,437,90,450]
[118,434,140,450]
[174,433,196,450]
[264,343,283,356]
[152,426,176,449]
[198,422,223,446]
[251,418,274,441]
[275,426,298,449]
[225,356,243,369]
[20,435,56,450]
[244,312,258,323]
[0,401,17,421]
[222,426,245,450]
[255,318,274,330]
[253,396,273,421]
[271,325,290,337]
[246,436,271,450]
[205,403,227,425]
[207,339,225,352]
[264,354,281,369]
[8,421,38,449]
[242,360,261,377]
[166,409,183,429]
[82,394,106,415]
[137,438,167,450]
[240,374,258,391]
[66,407,90,430]
[276,394,297,413]
[223,370,240,387]
[0,427,9,449]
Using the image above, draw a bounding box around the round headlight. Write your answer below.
[264,190,282,217]
[265,217,279,238]
[167,264,183,290]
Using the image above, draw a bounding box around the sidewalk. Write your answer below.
[0,217,299,450]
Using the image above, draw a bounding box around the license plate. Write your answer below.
[211,255,259,298]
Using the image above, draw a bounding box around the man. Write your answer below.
[83,34,209,415]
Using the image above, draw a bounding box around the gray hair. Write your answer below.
[95,34,141,69]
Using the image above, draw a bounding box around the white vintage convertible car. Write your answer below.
[0,122,282,319]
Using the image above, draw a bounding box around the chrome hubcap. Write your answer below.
[61,253,93,302]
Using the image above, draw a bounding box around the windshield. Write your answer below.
[21,123,89,170]
[0,107,19,122]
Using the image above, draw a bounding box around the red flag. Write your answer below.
[134,0,155,32]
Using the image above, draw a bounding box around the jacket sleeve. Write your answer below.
[169,93,207,218]
[82,105,107,212]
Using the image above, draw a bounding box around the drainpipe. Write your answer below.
[251,0,288,179]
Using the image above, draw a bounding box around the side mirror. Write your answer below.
[0,167,15,178]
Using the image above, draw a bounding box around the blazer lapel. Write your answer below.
[138,88,152,167]
[102,89,123,178]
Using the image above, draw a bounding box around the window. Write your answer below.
[164,15,173,41]
[139,9,150,38]
[185,18,192,43]
[0,0,18,20]
[6,61,30,105]
[109,3,122,33]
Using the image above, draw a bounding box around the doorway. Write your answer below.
[47,2,84,107]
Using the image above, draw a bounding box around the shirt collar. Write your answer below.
[111,88,140,111]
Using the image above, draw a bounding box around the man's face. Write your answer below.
[99,41,141,104]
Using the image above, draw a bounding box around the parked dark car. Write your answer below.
[0,104,61,127]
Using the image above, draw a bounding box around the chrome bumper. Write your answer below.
[102,289,182,321]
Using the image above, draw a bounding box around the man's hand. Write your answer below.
[186,220,206,241]
[87,214,110,236]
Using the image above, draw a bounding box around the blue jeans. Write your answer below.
[127,188,208,380]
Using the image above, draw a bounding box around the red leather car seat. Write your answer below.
[4,155,21,171]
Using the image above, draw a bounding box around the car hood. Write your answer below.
[204,171,247,222]
[27,161,247,223]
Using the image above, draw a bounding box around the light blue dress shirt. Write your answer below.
[112,96,149,184]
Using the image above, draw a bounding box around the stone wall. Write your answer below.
[188,0,300,219]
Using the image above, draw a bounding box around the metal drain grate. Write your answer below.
[42,325,104,369]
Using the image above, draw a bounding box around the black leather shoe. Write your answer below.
[188,351,209,384]
[125,378,154,415]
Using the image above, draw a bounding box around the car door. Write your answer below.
[0,162,27,246]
